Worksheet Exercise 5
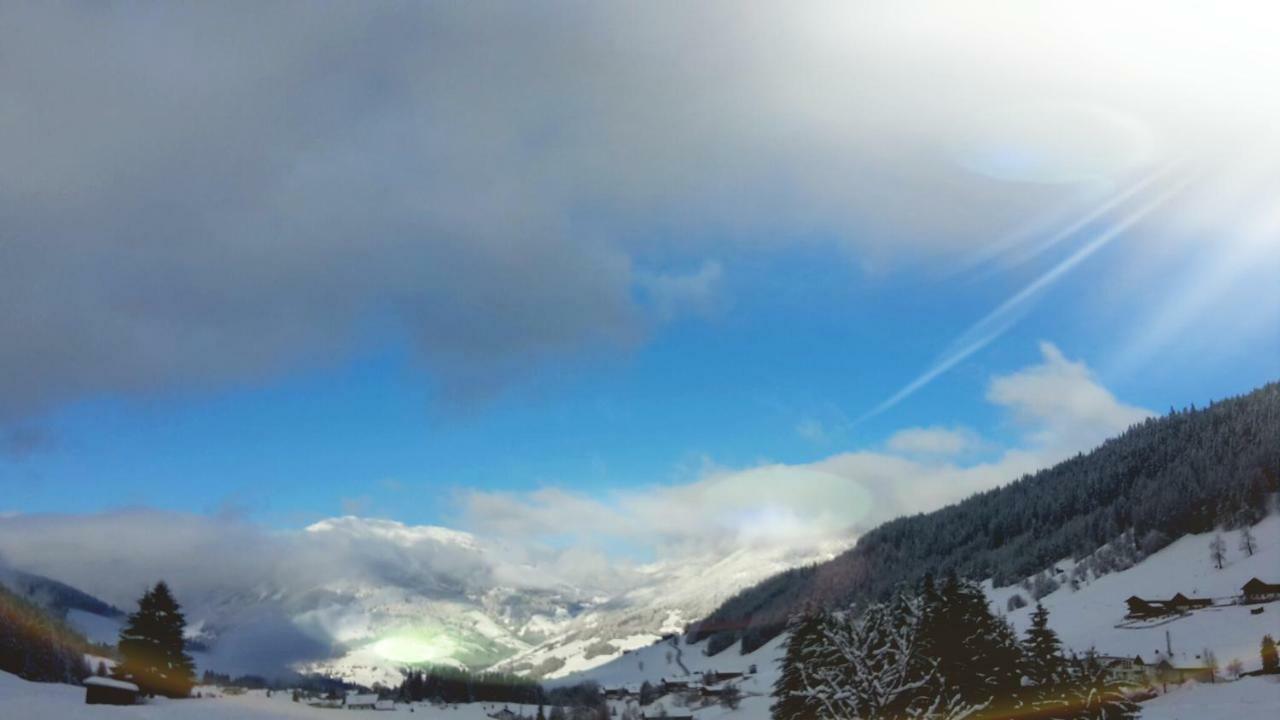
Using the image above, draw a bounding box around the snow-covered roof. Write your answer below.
[84,676,138,692]
[346,692,380,705]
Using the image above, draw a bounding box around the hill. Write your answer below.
[690,382,1280,654]
[0,581,92,683]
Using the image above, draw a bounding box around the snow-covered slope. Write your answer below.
[986,512,1280,674]
[489,539,847,680]
[1139,675,1280,720]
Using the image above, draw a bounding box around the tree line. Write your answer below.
[693,382,1280,654]
[395,666,609,716]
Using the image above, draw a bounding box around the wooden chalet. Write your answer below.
[659,679,691,693]
[1169,593,1212,610]
[84,676,139,706]
[1241,578,1280,603]
[1125,592,1211,618]
[602,686,631,700]
[702,670,743,684]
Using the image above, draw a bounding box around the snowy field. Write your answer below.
[4,669,1276,719]
[1139,675,1280,720]
[0,671,545,719]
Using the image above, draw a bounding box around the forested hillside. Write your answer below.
[691,382,1280,654]
[0,582,92,683]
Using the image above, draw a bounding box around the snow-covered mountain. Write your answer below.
[489,539,848,680]
[292,520,849,685]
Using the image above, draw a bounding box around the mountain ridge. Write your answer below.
[688,381,1280,655]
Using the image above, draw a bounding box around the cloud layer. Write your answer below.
[0,343,1153,675]
[3,2,1270,422]
[459,343,1153,552]
[0,344,1148,603]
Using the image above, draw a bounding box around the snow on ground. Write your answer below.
[559,631,786,692]
[492,538,849,681]
[1139,675,1280,720]
[986,513,1280,674]
[1,670,547,719]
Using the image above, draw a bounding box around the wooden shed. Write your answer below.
[84,676,139,705]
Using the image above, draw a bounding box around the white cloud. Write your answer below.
[3,2,1273,422]
[460,344,1153,556]
[987,341,1153,451]
[638,261,726,321]
[795,418,829,443]
[885,426,977,456]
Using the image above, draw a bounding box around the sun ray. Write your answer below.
[861,172,1197,422]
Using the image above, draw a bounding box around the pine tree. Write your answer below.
[770,608,834,720]
[935,575,1024,708]
[114,581,195,698]
[1260,635,1278,674]
[1022,603,1066,686]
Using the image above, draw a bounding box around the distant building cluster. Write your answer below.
[1124,577,1280,619]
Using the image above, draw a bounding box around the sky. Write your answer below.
[1,2,1279,575]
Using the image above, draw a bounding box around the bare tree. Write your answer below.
[1202,649,1219,683]
[1239,526,1256,557]
[1226,658,1243,679]
[1210,534,1227,569]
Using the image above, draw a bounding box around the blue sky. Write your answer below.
[1,2,1278,554]
[6,227,1274,530]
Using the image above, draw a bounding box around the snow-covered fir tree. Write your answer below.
[771,574,1142,719]
[114,581,195,698]
[1022,603,1066,686]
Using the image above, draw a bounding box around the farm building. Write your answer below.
[84,676,139,705]
[1152,659,1213,686]
[1097,655,1148,685]
[1241,578,1280,603]
[1125,592,1212,618]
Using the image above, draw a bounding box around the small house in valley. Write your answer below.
[84,676,139,705]
[1168,593,1212,611]
[1098,655,1148,685]
[1153,659,1213,686]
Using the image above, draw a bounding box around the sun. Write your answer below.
[370,630,458,665]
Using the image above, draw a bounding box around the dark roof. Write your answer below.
[1242,577,1280,592]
